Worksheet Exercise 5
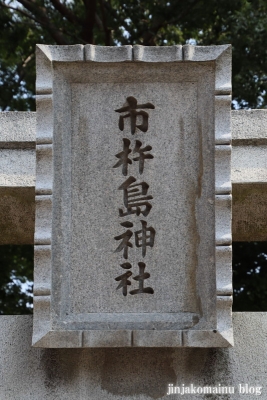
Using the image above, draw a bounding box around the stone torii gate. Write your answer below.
[0,45,267,398]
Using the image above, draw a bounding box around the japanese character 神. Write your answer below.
[114,221,133,259]
[135,220,155,257]
[118,176,153,217]
[115,96,155,134]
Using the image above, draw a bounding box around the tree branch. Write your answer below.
[0,52,35,111]
[0,2,40,25]
[95,12,104,30]
[16,0,69,44]
[81,0,97,43]
[48,0,81,25]
[99,0,111,45]
[141,0,201,45]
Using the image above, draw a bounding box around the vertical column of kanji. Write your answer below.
[33,45,53,345]
[113,97,156,297]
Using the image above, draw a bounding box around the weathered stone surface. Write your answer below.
[133,44,183,62]
[215,195,232,245]
[231,109,267,241]
[34,195,52,245]
[215,145,231,193]
[0,313,266,399]
[0,187,34,244]
[0,149,35,187]
[36,44,84,62]
[85,44,132,62]
[183,44,231,93]
[83,330,132,347]
[36,95,53,144]
[232,109,267,144]
[0,111,36,148]
[0,109,266,245]
[216,246,232,295]
[215,95,231,144]
[0,112,35,244]
[233,183,267,241]
[33,45,232,347]
[133,330,182,347]
[232,145,267,183]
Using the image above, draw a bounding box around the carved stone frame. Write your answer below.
[33,44,232,348]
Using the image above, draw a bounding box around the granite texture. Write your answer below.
[85,44,132,62]
[133,45,183,62]
[0,149,35,187]
[215,145,231,194]
[36,95,53,144]
[33,45,232,347]
[231,109,267,241]
[0,109,265,245]
[0,112,35,244]
[0,187,35,244]
[215,95,231,144]
[215,195,232,246]
[183,44,231,94]
[0,313,266,399]
[232,109,267,143]
[0,111,36,147]
[216,246,232,295]
[232,145,267,183]
[232,183,267,241]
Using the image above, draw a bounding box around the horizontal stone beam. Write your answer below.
[0,111,266,243]
[0,112,35,244]
[232,110,267,241]
[0,313,266,398]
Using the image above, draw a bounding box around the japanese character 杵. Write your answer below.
[113,139,154,175]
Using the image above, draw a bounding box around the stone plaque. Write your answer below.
[33,44,233,347]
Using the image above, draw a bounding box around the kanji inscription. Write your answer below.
[113,139,154,175]
[115,96,155,134]
[114,97,155,296]
[33,45,233,348]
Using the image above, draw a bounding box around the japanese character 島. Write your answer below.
[118,176,153,217]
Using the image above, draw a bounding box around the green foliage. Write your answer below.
[0,246,33,314]
[1,0,267,313]
[233,242,267,311]
[1,0,267,109]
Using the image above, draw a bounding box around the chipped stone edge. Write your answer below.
[183,44,232,94]
[33,327,233,347]
[85,44,133,62]
[33,44,233,348]
[33,45,54,347]
[213,45,233,348]
[133,45,183,62]
[33,330,182,348]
